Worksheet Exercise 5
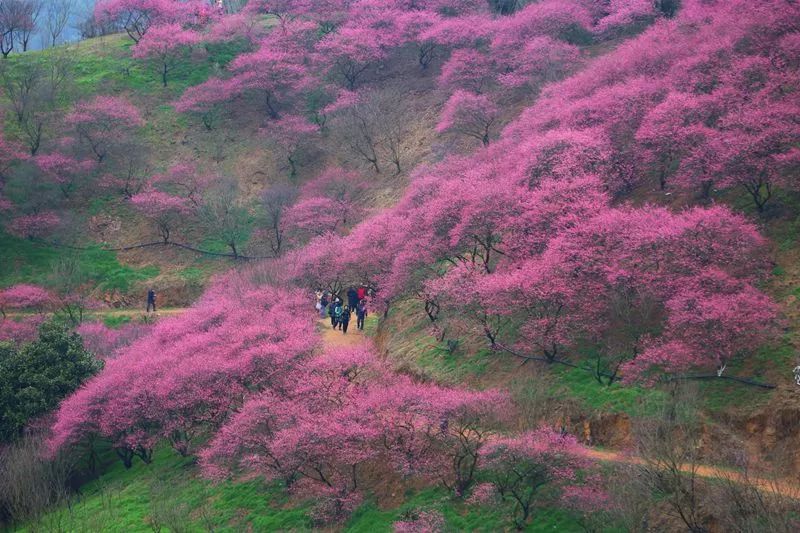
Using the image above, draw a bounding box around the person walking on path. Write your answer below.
[319,292,329,318]
[356,299,367,331]
[347,286,359,311]
[146,289,156,313]
[341,306,351,334]
[329,298,340,328]
[333,300,344,329]
[357,286,366,302]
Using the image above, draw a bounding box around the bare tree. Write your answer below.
[0,51,73,154]
[708,447,800,533]
[630,384,711,533]
[260,183,298,256]
[0,433,73,527]
[199,178,251,258]
[337,89,412,175]
[44,0,74,48]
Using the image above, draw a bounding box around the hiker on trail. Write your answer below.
[333,299,343,329]
[329,298,340,328]
[146,289,156,313]
[347,286,359,310]
[319,292,329,318]
[357,285,366,302]
[356,299,367,331]
[341,306,351,334]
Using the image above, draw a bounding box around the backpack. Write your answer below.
[334,305,343,317]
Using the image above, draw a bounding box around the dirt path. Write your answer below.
[317,317,368,348]
[586,449,800,498]
[3,308,188,320]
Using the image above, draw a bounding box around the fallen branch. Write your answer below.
[29,238,274,261]
[664,373,776,390]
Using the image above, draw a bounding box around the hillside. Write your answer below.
[2,0,800,531]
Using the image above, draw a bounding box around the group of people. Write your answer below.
[316,286,369,334]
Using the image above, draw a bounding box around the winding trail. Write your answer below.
[312,314,800,499]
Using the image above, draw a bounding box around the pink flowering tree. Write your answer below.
[173,77,240,130]
[7,212,61,240]
[35,153,97,198]
[0,284,53,318]
[436,90,498,146]
[66,96,145,163]
[132,23,201,86]
[130,190,192,243]
[478,428,598,530]
[94,0,202,42]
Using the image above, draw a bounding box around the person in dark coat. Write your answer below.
[356,300,367,330]
[146,289,156,313]
[346,286,359,310]
[329,298,340,328]
[341,306,351,334]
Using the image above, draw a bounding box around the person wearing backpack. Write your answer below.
[334,300,344,330]
[356,299,368,331]
[329,298,340,328]
[341,306,352,334]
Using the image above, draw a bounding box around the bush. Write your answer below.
[0,321,102,442]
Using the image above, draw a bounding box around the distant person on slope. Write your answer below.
[146,288,156,313]
[356,299,368,331]
[341,306,351,334]
[357,285,366,302]
[347,286,359,310]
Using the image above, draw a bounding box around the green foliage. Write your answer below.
[549,366,667,416]
[347,487,584,532]
[0,321,102,442]
[23,446,587,532]
[102,315,133,328]
[0,233,159,293]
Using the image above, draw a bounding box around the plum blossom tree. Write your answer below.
[34,152,96,198]
[0,284,53,318]
[130,189,191,243]
[67,96,145,163]
[479,428,597,529]
[94,0,202,43]
[132,23,201,86]
[7,211,60,239]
